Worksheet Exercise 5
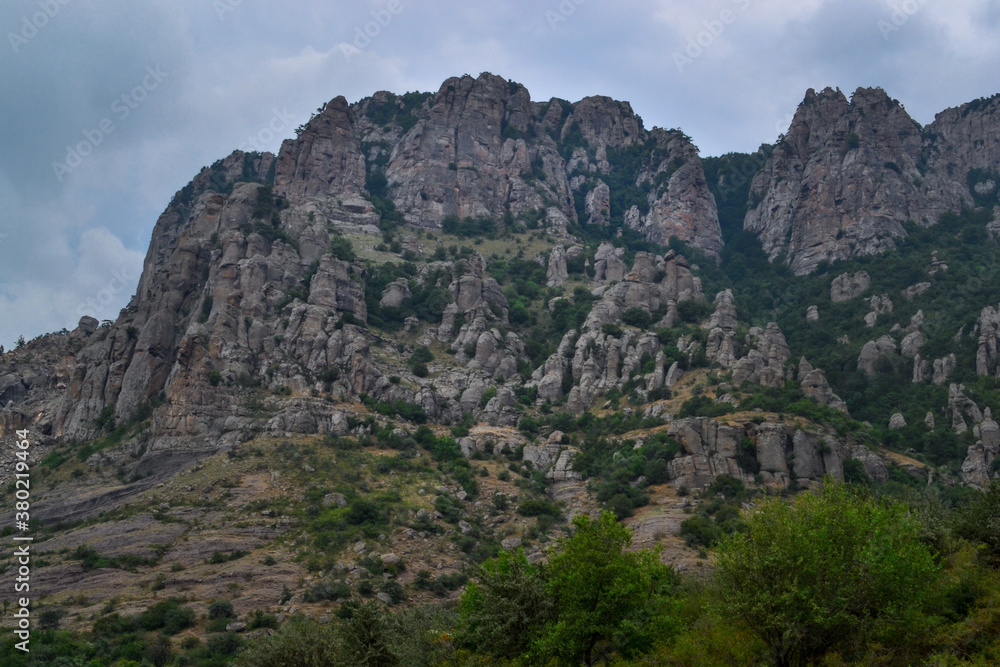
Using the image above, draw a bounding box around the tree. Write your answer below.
[236,618,341,667]
[954,482,1000,563]
[535,511,679,666]
[339,600,400,666]
[458,548,552,660]
[713,482,939,666]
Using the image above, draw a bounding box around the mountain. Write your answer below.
[1,72,1000,658]
[745,86,1000,274]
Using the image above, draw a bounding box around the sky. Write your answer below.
[1,0,999,350]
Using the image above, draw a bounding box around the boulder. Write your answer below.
[830,271,871,302]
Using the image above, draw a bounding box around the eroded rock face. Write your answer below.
[831,272,871,303]
[632,129,724,255]
[731,323,790,388]
[664,416,881,490]
[962,408,1000,488]
[977,303,1000,378]
[798,357,849,414]
[746,87,1000,274]
[951,383,984,434]
[274,96,366,202]
[542,250,703,412]
[858,336,898,376]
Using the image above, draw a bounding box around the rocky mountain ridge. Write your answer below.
[1,72,1000,527]
[745,86,1000,274]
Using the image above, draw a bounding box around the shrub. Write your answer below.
[714,483,939,666]
[208,600,234,620]
[516,499,562,519]
[621,307,652,329]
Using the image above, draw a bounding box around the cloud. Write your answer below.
[0,226,143,348]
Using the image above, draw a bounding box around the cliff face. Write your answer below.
[745,88,1000,274]
[3,74,1000,520]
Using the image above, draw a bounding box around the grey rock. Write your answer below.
[976,303,1000,378]
[501,537,522,550]
[322,493,347,508]
[950,383,983,434]
[546,245,569,287]
[902,282,931,300]
[830,272,872,302]
[933,354,957,385]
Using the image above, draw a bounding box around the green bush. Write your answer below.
[714,483,939,665]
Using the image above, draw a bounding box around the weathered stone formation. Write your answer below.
[730,323,790,388]
[746,87,1000,274]
[369,74,724,254]
[798,357,849,414]
[831,271,871,303]
[592,242,628,283]
[533,250,703,413]
[274,96,366,202]
[544,244,582,287]
[977,303,1000,378]
[864,295,893,327]
[857,336,898,376]
[704,289,739,368]
[902,282,931,300]
[437,252,522,382]
[664,416,887,490]
[629,129,724,255]
[950,384,984,435]
[962,408,1000,489]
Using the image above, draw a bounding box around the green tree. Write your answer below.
[954,482,1000,563]
[458,548,553,660]
[713,482,939,666]
[340,600,400,666]
[235,618,341,666]
[535,511,680,666]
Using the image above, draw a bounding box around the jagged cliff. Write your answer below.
[745,87,1000,274]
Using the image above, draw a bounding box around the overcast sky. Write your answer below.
[1,0,998,349]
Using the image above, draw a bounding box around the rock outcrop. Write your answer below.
[731,324,790,388]
[664,416,887,490]
[798,357,849,414]
[977,303,1000,378]
[831,272,871,302]
[538,250,703,412]
[951,384,984,434]
[962,408,1000,489]
[746,88,1000,274]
